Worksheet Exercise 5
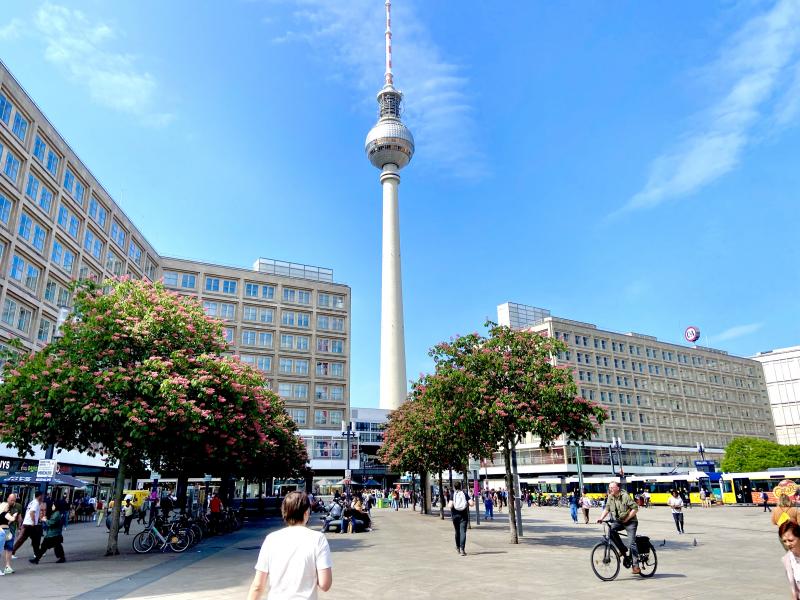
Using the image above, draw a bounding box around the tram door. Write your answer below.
[732,478,752,504]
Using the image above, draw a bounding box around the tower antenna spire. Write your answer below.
[384,0,393,86]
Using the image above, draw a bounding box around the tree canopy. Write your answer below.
[721,437,800,472]
[0,278,307,553]
[381,322,607,541]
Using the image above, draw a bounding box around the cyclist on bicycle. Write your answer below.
[597,482,640,575]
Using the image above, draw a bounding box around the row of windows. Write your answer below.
[233,330,345,354]
[0,92,29,145]
[163,271,346,309]
[277,382,345,402]
[0,295,55,343]
[554,330,757,376]
[201,301,345,331]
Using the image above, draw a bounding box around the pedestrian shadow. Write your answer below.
[468,550,508,556]
[326,536,368,553]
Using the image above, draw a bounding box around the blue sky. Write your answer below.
[1,1,799,408]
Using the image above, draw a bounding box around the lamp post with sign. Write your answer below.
[567,439,585,494]
[341,421,358,501]
[611,437,624,479]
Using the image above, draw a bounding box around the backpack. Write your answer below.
[453,490,468,511]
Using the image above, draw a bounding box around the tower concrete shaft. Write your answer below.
[379,164,406,410]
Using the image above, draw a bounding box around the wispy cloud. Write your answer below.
[272,0,487,179]
[0,18,23,41]
[713,322,763,342]
[625,0,800,212]
[33,3,173,127]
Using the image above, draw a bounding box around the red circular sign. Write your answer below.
[685,326,700,343]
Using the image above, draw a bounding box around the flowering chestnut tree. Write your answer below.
[424,323,607,543]
[0,279,307,555]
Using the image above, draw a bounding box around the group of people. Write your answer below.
[0,490,66,576]
[320,493,372,534]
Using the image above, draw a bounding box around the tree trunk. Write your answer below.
[438,471,445,519]
[105,461,126,556]
[420,471,429,515]
[463,468,472,529]
[503,441,518,544]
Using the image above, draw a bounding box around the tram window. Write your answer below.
[723,480,732,493]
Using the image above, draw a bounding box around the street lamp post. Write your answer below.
[611,437,624,479]
[568,440,585,494]
[341,421,358,501]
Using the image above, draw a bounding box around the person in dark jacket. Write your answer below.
[30,502,65,564]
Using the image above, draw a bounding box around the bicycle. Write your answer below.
[590,520,658,581]
[132,516,191,554]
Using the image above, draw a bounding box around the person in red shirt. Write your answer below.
[209,493,224,531]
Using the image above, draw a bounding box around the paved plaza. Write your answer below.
[0,503,787,599]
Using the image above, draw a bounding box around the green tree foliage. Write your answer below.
[381,323,607,542]
[0,279,307,555]
[721,437,800,472]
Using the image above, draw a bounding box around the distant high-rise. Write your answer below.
[365,0,414,411]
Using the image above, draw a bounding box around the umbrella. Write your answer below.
[0,471,89,487]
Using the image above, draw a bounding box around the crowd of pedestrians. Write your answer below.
[0,490,68,576]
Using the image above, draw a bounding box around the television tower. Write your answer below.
[365,0,414,411]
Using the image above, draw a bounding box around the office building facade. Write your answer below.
[0,61,351,484]
[488,302,775,481]
[753,346,800,445]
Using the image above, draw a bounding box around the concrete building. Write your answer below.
[365,0,414,411]
[753,346,800,445]
[0,60,351,489]
[488,302,775,481]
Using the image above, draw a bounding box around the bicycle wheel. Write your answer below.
[190,524,203,544]
[167,530,191,553]
[637,542,658,578]
[590,542,620,581]
[132,531,156,554]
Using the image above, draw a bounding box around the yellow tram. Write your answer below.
[720,470,800,505]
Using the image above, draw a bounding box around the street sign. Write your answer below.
[695,460,716,472]
[37,459,57,479]
[150,470,161,480]
[344,469,351,479]
[203,474,213,483]
[468,457,481,472]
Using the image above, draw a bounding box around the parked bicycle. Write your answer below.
[590,520,658,581]
[132,516,192,554]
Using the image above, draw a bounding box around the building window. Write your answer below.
[282,311,310,328]
[222,279,237,294]
[315,410,342,426]
[181,273,196,288]
[33,136,46,161]
[288,408,307,426]
[37,317,52,343]
[243,305,274,324]
[110,221,126,248]
[0,93,11,124]
[88,198,108,228]
[3,152,20,183]
[245,282,275,299]
[283,287,311,304]
[163,271,179,286]
[0,193,10,225]
[46,150,59,177]
[222,327,234,343]
[64,169,75,194]
[205,277,220,292]
[105,250,123,276]
[127,240,142,266]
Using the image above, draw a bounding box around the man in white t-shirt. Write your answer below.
[247,491,332,600]
[12,491,43,557]
[667,489,685,534]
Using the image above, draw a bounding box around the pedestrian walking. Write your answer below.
[668,490,685,533]
[122,499,134,535]
[95,498,106,527]
[763,489,771,513]
[12,490,43,558]
[29,501,65,564]
[581,491,592,524]
[247,491,332,600]
[447,481,474,556]
[483,491,494,520]
[1,493,21,575]
[569,490,579,524]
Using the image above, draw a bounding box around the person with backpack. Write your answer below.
[447,481,474,556]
